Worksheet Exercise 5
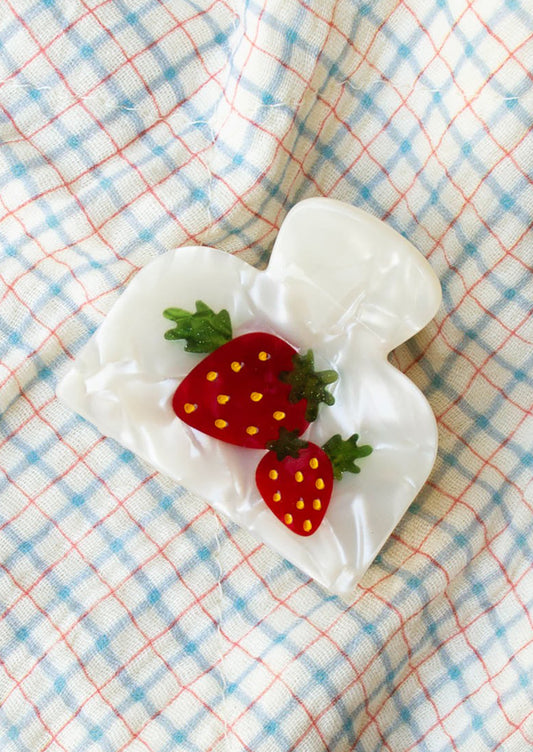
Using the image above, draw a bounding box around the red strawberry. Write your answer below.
[256,430,333,536]
[164,302,338,449]
[256,429,373,536]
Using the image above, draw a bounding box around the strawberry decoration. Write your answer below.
[164,300,372,536]
[60,197,442,592]
[164,302,338,449]
[256,428,372,537]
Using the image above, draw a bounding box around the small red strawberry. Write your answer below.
[164,302,338,449]
[256,428,373,536]
[256,430,333,536]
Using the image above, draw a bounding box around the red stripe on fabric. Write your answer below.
[1,375,229,745]
[3,1,217,244]
[2,502,216,696]
[0,559,144,750]
[0,657,70,752]
[211,519,427,751]
[0,0,113,89]
[1,471,227,750]
[0,102,137,276]
[348,561,533,746]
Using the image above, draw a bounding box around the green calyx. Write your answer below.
[267,427,309,461]
[322,433,373,480]
[280,350,338,422]
[163,300,232,353]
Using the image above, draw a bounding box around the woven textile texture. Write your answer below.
[1,1,532,750]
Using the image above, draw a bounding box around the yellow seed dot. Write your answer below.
[231,361,243,372]
[273,411,286,421]
[296,499,305,510]
[206,371,218,381]
[250,392,263,402]
[273,492,281,502]
[258,351,270,361]
[309,457,319,469]
[183,403,197,414]
[284,513,293,525]
[217,394,230,405]
[295,471,304,483]
[313,499,322,511]
[315,478,325,490]
[303,520,312,533]
[214,419,227,429]
[246,426,259,435]
[269,470,278,480]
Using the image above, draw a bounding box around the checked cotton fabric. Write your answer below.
[1,1,532,751]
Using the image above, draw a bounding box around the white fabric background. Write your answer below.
[1,1,532,750]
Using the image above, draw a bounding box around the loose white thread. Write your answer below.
[212,509,230,751]
[202,121,216,235]
[0,79,523,117]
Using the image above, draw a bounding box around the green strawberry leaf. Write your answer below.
[266,427,309,461]
[279,349,338,422]
[163,300,232,353]
[322,433,373,480]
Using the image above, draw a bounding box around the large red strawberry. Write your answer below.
[164,301,338,449]
[256,428,372,536]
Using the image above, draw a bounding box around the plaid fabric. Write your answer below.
[1,0,532,750]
